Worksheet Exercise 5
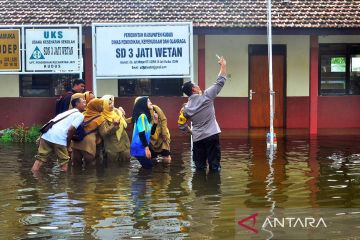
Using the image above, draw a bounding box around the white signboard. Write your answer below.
[94,23,192,78]
[25,28,80,72]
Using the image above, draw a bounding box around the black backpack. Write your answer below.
[55,91,73,115]
[72,115,101,142]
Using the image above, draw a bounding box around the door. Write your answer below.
[249,45,286,128]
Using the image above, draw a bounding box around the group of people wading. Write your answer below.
[31,56,227,173]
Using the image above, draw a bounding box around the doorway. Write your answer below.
[248,45,286,128]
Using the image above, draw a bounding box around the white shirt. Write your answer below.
[42,109,84,146]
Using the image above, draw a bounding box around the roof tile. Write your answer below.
[0,0,359,28]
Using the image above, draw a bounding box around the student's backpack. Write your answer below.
[72,115,101,141]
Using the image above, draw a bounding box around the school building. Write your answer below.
[0,0,360,136]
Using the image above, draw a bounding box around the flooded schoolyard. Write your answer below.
[0,130,360,239]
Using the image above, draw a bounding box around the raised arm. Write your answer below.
[218,56,227,77]
[204,56,227,100]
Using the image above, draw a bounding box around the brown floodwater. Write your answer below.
[0,131,359,239]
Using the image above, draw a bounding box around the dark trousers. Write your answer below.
[193,134,221,171]
[136,156,153,169]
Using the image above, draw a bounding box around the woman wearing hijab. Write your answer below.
[130,96,158,169]
[84,91,95,104]
[99,95,130,164]
[150,105,171,163]
[71,98,105,168]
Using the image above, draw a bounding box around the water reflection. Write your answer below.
[0,133,360,239]
[261,146,276,239]
[189,171,221,238]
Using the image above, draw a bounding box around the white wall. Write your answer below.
[0,75,19,97]
[5,35,360,98]
[96,79,118,97]
[81,34,360,98]
[192,35,198,85]
[319,35,360,43]
[205,35,310,97]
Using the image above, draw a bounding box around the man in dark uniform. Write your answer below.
[56,79,85,115]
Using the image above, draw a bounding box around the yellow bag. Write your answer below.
[177,109,187,125]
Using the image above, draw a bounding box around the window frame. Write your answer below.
[319,43,360,96]
[19,74,81,97]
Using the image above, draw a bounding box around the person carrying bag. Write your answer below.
[40,110,77,134]
[31,96,87,172]
[71,99,105,168]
